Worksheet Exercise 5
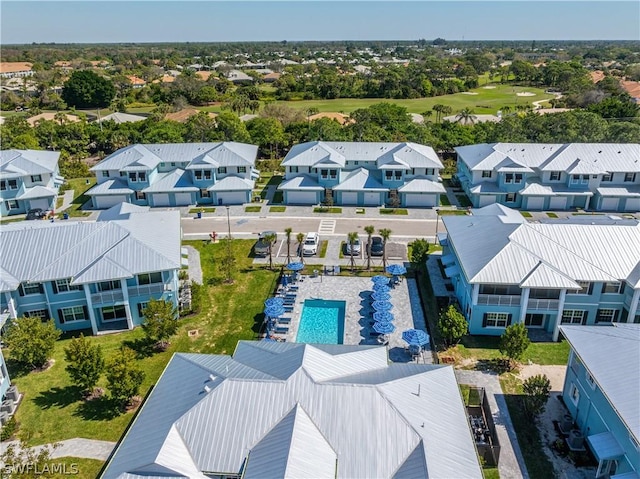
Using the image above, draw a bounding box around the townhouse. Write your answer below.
[0,205,182,335]
[440,204,640,340]
[279,141,445,207]
[87,142,259,209]
[0,149,64,217]
[561,324,639,478]
[455,143,640,212]
[0,62,34,78]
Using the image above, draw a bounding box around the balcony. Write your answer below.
[477,294,521,307]
[91,290,124,305]
[527,298,559,310]
[128,283,168,297]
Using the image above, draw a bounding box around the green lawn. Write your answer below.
[269,206,286,213]
[53,458,105,479]
[0,216,25,224]
[521,211,533,218]
[319,240,328,258]
[439,195,451,206]
[437,209,468,216]
[60,177,96,217]
[456,194,473,207]
[189,207,216,214]
[244,206,262,213]
[272,190,284,204]
[546,212,559,218]
[313,207,342,213]
[379,208,408,215]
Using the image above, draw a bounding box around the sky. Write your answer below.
[1,1,639,44]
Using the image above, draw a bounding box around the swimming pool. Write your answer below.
[296,299,346,344]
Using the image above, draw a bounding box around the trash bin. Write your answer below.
[63,212,69,220]
[197,211,202,219]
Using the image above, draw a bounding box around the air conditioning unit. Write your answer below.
[6,385,19,402]
[559,414,573,435]
[567,429,584,450]
[1,399,15,415]
[0,411,8,426]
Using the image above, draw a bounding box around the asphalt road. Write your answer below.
[181,215,443,241]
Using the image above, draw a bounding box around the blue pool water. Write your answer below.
[296,299,346,344]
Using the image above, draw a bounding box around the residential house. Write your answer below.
[0,205,182,335]
[0,62,33,78]
[226,69,254,84]
[102,342,482,479]
[279,141,445,207]
[86,142,258,208]
[0,350,9,403]
[97,112,146,124]
[439,204,640,339]
[0,150,64,217]
[455,143,640,212]
[560,324,639,478]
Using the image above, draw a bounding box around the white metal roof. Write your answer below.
[397,177,446,194]
[0,149,60,178]
[207,175,253,192]
[102,343,482,479]
[98,112,146,124]
[142,170,198,193]
[15,185,57,200]
[278,174,325,191]
[333,167,387,191]
[85,178,134,196]
[97,203,150,221]
[596,185,640,198]
[561,324,640,443]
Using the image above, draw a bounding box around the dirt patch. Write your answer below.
[34,359,55,373]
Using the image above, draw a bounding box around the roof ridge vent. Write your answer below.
[203,385,212,393]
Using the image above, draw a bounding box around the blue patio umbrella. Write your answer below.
[373,310,394,323]
[386,264,407,276]
[286,262,304,271]
[402,329,430,347]
[281,275,289,287]
[372,283,391,293]
[371,275,390,285]
[373,321,396,334]
[371,291,391,302]
[372,300,393,312]
[264,304,286,318]
[264,297,284,308]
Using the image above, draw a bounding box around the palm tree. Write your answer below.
[285,227,293,264]
[432,104,446,123]
[296,232,305,264]
[455,108,478,125]
[421,110,434,122]
[379,228,392,271]
[263,233,277,270]
[364,225,375,271]
[347,232,359,273]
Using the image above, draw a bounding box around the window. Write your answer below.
[573,281,591,295]
[120,171,127,177]
[138,172,146,182]
[25,309,49,320]
[602,173,613,182]
[571,174,589,185]
[505,173,514,183]
[5,200,19,210]
[320,169,328,179]
[479,284,521,295]
[237,166,246,174]
[218,167,227,174]
[506,193,517,203]
[30,174,42,182]
[136,191,146,200]
[101,305,126,321]
[596,309,619,323]
[290,166,298,173]
[482,170,492,178]
[195,170,203,180]
[160,162,165,167]
[21,283,43,295]
[625,173,636,182]
[385,171,393,180]
[138,272,162,285]
[634,314,640,324]
[137,302,149,316]
[602,282,623,294]
[394,171,402,181]
[60,306,86,323]
[550,171,561,181]
[7,179,17,190]
[0,180,5,190]
[102,171,110,178]
[330,169,338,180]
[514,173,523,184]
[200,188,210,198]
[483,312,510,328]
[562,310,587,324]
[585,372,596,390]
[54,278,82,293]
[569,383,580,406]
[204,170,212,180]
[171,162,176,167]
[97,280,119,292]
[426,168,434,176]
[129,172,137,182]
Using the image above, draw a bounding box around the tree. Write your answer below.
[437,305,468,347]
[364,225,375,271]
[285,227,293,263]
[246,117,286,158]
[62,70,115,109]
[347,231,359,272]
[379,228,392,270]
[499,323,531,368]
[410,238,430,267]
[1,441,61,478]
[455,108,478,125]
[523,374,552,417]
[64,334,105,395]
[106,347,145,407]
[296,232,305,264]
[262,232,277,270]
[4,317,61,369]
[220,237,237,284]
[141,298,179,350]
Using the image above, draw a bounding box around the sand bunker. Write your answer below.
[517,92,536,97]
[461,92,479,95]
[482,86,497,89]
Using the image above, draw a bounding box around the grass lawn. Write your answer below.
[356,208,365,214]
[437,209,468,216]
[272,190,284,204]
[313,207,342,213]
[521,211,533,218]
[9,240,279,446]
[0,216,25,224]
[379,208,408,215]
[439,195,451,206]
[60,177,96,217]
[319,240,328,258]
[269,206,286,213]
[189,207,216,214]
[546,212,559,218]
[244,206,262,213]
[456,194,473,207]
[54,458,105,479]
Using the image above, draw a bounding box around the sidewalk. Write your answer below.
[0,438,115,461]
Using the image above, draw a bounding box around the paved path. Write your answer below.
[455,370,529,479]
[57,190,75,212]
[0,438,115,461]
[183,245,203,284]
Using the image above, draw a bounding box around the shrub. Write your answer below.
[64,334,105,395]
[4,317,61,369]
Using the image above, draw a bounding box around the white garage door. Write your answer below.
[526,197,544,210]
[95,195,128,209]
[600,197,619,211]
[153,194,170,207]
[174,193,192,206]
[30,198,50,210]
[287,191,317,205]
[364,192,380,206]
[404,193,436,207]
[217,191,246,205]
[624,198,640,212]
[341,192,358,205]
[549,196,567,210]
[479,195,494,207]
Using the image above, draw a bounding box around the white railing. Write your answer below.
[91,290,124,304]
[128,283,167,297]
[477,294,521,306]
[527,298,560,310]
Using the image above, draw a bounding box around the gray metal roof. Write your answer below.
[333,167,387,191]
[560,324,640,443]
[142,169,198,193]
[102,343,482,479]
[444,206,640,287]
[98,112,146,124]
[278,174,325,191]
[397,177,446,194]
[597,185,640,198]
[0,149,60,179]
[85,178,134,196]
[15,185,57,200]
[97,203,150,221]
[207,175,253,192]
[0,210,181,291]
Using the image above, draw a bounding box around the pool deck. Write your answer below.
[273,275,433,364]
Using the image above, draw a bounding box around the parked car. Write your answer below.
[369,236,384,256]
[255,231,277,256]
[302,232,320,256]
[345,237,361,255]
[26,208,46,220]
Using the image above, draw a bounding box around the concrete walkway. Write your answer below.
[0,438,115,461]
[57,190,75,212]
[455,370,529,479]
